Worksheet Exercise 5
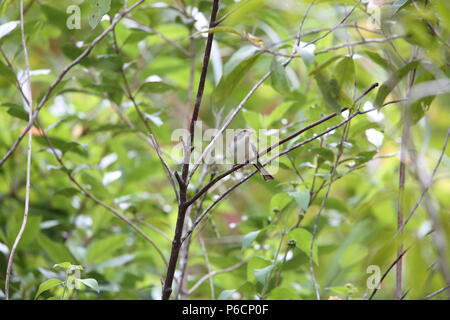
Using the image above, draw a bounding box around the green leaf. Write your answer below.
[218,289,236,300]
[55,188,79,197]
[35,136,88,157]
[374,60,420,108]
[242,230,262,249]
[270,57,290,94]
[242,109,262,130]
[35,279,62,299]
[6,107,28,121]
[287,189,310,211]
[309,55,343,76]
[37,234,75,263]
[7,216,42,249]
[266,287,301,300]
[312,147,334,167]
[335,56,355,94]
[53,262,76,271]
[214,46,260,107]
[253,265,275,285]
[341,244,368,267]
[139,76,175,93]
[41,5,67,29]
[0,60,16,84]
[86,234,128,264]
[314,72,342,112]
[265,102,293,127]
[270,193,292,213]
[89,0,111,29]
[392,0,410,14]
[0,20,19,40]
[363,50,392,70]
[78,278,100,293]
[288,228,318,265]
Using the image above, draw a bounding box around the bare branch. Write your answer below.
[187,260,248,295]
[399,129,450,232]
[5,0,33,300]
[368,249,409,300]
[424,285,450,300]
[162,0,221,301]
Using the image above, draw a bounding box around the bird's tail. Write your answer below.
[254,162,274,181]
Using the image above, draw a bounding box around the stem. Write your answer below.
[162,0,221,300]
[5,0,32,300]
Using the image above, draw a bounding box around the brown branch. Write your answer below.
[368,249,409,300]
[162,0,220,301]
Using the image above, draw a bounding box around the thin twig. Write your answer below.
[187,260,248,295]
[5,0,32,300]
[399,129,450,232]
[424,285,450,300]
[368,249,408,300]
[310,113,352,300]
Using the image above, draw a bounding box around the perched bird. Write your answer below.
[228,128,274,181]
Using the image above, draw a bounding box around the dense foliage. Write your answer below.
[0,0,449,300]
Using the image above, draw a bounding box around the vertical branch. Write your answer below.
[309,116,352,300]
[5,0,32,300]
[162,0,220,300]
[182,0,220,183]
[396,108,408,300]
[396,52,418,299]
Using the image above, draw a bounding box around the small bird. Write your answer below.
[229,129,274,181]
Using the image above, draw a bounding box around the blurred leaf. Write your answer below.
[38,234,75,263]
[0,60,16,84]
[242,230,262,249]
[288,189,310,211]
[78,278,100,293]
[214,46,260,107]
[0,20,19,40]
[375,60,420,108]
[288,228,318,265]
[265,102,293,127]
[253,265,275,285]
[89,0,111,29]
[86,234,128,264]
[35,279,62,299]
[270,193,292,213]
[271,57,290,94]
[218,289,236,300]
